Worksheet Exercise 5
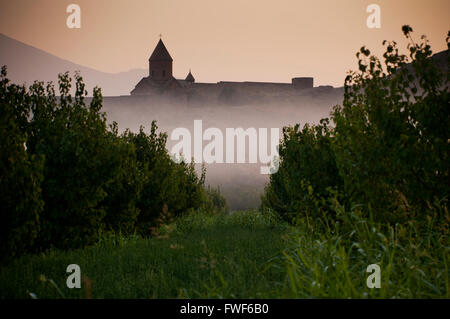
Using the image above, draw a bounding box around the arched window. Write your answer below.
[162,70,166,77]
[152,70,155,77]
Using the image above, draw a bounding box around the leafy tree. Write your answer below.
[202,185,229,215]
[127,123,207,235]
[332,27,449,221]
[100,123,143,235]
[26,72,120,249]
[261,118,342,222]
[263,26,449,224]
[1,66,225,256]
[0,66,44,261]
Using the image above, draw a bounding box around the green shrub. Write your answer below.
[332,27,449,222]
[0,68,216,255]
[263,26,449,224]
[25,72,121,250]
[100,124,143,235]
[281,198,449,298]
[261,118,342,222]
[201,185,229,215]
[126,123,208,236]
[0,66,44,262]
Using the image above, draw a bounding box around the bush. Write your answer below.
[126,123,209,236]
[281,198,449,298]
[100,124,143,235]
[261,118,342,222]
[0,66,44,262]
[25,72,124,250]
[332,26,449,222]
[201,185,229,215]
[263,26,449,224]
[0,68,219,256]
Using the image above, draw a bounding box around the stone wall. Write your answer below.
[292,77,314,89]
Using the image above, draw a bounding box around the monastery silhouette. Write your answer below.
[130,39,332,104]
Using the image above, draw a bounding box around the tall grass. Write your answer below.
[279,200,449,298]
[0,211,286,299]
[0,208,447,298]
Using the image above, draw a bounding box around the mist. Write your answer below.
[98,88,344,210]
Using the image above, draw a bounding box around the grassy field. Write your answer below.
[0,209,448,299]
[0,211,287,299]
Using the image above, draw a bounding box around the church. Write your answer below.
[130,39,317,103]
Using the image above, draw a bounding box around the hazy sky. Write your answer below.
[0,0,449,86]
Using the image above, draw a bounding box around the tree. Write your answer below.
[0,66,43,261]
[26,72,120,249]
[332,27,449,221]
[128,123,208,235]
[263,27,449,224]
[261,118,342,222]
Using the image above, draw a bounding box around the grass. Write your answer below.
[0,210,287,299]
[0,207,448,299]
[280,202,449,298]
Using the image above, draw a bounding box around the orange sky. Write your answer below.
[0,0,449,86]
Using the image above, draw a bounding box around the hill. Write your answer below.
[0,33,146,96]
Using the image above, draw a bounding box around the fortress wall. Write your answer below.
[217,81,295,95]
[292,77,314,89]
[218,81,292,89]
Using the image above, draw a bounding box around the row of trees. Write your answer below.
[1,69,227,262]
[262,27,449,224]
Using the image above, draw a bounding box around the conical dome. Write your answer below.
[185,70,195,82]
[149,39,173,61]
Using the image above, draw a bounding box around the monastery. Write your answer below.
[130,39,332,104]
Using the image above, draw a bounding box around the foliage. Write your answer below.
[125,123,207,236]
[200,185,229,215]
[281,198,449,298]
[1,208,447,298]
[26,72,118,249]
[100,123,143,235]
[0,66,44,262]
[263,26,449,224]
[0,210,286,299]
[0,68,222,256]
[332,26,449,221]
[261,118,342,222]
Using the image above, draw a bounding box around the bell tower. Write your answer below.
[149,38,173,80]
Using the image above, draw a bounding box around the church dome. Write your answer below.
[149,39,173,61]
[185,70,195,82]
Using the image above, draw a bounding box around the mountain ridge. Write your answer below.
[0,33,146,96]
